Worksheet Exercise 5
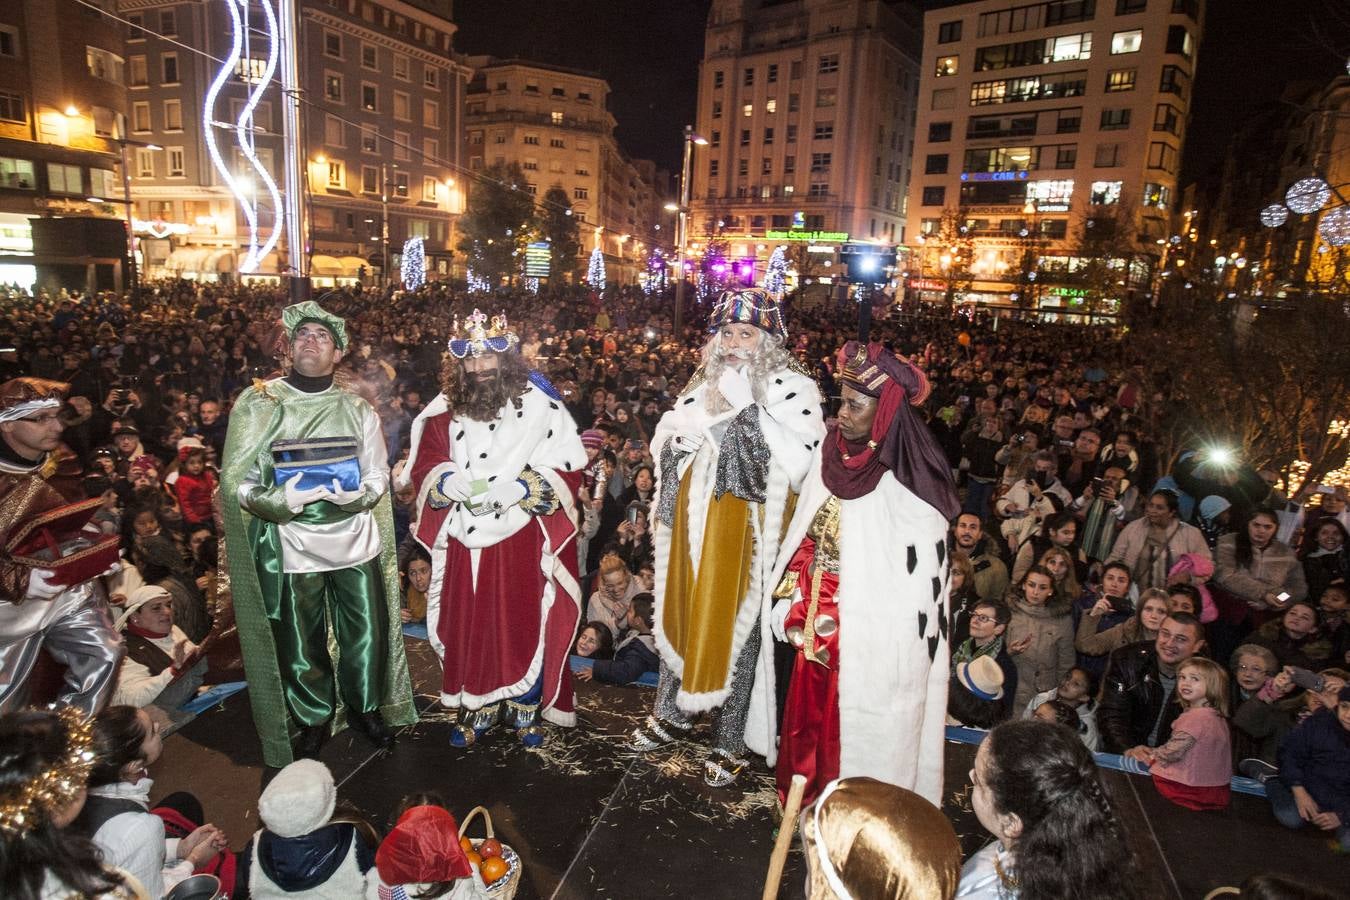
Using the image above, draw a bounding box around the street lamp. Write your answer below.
[672,125,708,340]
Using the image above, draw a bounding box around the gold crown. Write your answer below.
[447,308,519,359]
[0,706,96,837]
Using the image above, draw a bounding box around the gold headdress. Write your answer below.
[447,308,519,359]
[0,705,96,837]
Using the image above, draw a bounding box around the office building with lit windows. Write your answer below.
[906,0,1203,318]
[688,0,922,288]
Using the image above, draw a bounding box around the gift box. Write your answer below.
[271,437,362,492]
[6,498,121,587]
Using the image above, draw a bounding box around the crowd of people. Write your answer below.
[1,276,1347,899]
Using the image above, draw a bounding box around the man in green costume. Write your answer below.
[221,301,414,765]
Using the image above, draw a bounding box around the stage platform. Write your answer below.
[148,636,1350,898]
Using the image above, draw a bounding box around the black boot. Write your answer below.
[349,710,395,749]
[294,724,328,759]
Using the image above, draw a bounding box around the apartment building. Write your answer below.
[689,0,923,285]
[464,57,668,284]
[906,0,1204,316]
[120,0,469,283]
[0,0,131,293]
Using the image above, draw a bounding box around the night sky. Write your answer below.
[453,0,1350,185]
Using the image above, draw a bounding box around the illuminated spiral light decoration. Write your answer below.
[202,0,283,273]
[1285,177,1332,216]
[1318,206,1350,248]
[1259,204,1289,228]
[400,236,425,289]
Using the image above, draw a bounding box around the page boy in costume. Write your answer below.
[400,310,586,747]
[221,302,414,765]
[747,342,960,807]
[632,287,824,787]
[0,377,122,715]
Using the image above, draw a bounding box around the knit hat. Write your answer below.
[580,429,605,451]
[375,805,472,885]
[955,656,1004,701]
[259,759,336,838]
[114,585,171,630]
[1198,495,1231,523]
[706,287,787,340]
[281,301,348,350]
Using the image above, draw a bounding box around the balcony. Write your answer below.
[462,109,609,135]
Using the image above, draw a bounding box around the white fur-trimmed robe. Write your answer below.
[651,366,824,713]
[745,457,952,804]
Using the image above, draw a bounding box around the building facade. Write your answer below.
[118,0,469,284]
[463,57,668,285]
[0,0,131,293]
[688,0,923,288]
[906,0,1203,318]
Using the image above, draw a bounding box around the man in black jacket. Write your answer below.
[1097,612,1206,759]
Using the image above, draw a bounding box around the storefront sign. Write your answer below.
[960,171,1030,183]
[764,229,850,242]
[133,218,191,238]
[908,278,948,291]
[524,241,551,277]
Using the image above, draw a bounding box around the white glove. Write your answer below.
[391,458,408,489]
[98,561,122,579]
[770,596,792,642]
[718,368,755,412]
[483,478,528,512]
[283,473,331,512]
[26,568,64,601]
[437,469,473,502]
[326,479,366,505]
[672,431,705,454]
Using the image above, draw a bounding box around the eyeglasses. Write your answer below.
[970,613,996,624]
[18,414,61,425]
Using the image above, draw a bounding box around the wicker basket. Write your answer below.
[458,805,521,900]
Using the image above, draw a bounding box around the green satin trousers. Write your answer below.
[271,560,389,726]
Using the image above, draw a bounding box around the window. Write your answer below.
[708,160,719,177]
[921,186,945,206]
[131,101,150,132]
[574,186,589,200]
[550,137,565,148]
[129,56,148,87]
[1147,141,1178,172]
[324,72,343,102]
[393,172,408,197]
[936,55,958,77]
[363,84,379,112]
[765,98,777,114]
[46,163,81,194]
[324,114,344,146]
[784,156,795,174]
[1105,68,1136,92]
[931,88,954,110]
[712,100,723,118]
[1056,145,1078,168]
[788,94,800,112]
[1166,25,1193,58]
[163,99,182,131]
[393,131,409,160]
[361,126,378,153]
[814,123,834,140]
[1094,143,1123,167]
[1100,108,1130,130]
[761,158,772,175]
[1159,65,1189,98]
[763,127,774,144]
[809,182,829,197]
[0,157,35,189]
[324,30,342,58]
[86,47,125,83]
[819,54,839,74]
[1111,29,1142,54]
[787,124,798,142]
[523,134,539,145]
[524,81,539,94]
[1153,103,1182,136]
[710,130,721,147]
[744,67,754,86]
[1116,0,1147,12]
[423,99,438,128]
[135,147,154,178]
[393,55,409,80]
[167,148,184,177]
[810,152,832,172]
[713,70,724,89]
[738,159,749,176]
[743,103,753,117]
[159,9,177,36]
[362,165,378,193]
[767,63,778,83]
[938,20,963,43]
[0,24,21,58]
[550,86,565,97]
[493,133,505,144]
[1142,182,1171,207]
[740,128,750,146]
[161,53,179,85]
[522,159,538,171]
[925,154,949,174]
[1027,178,1074,204]
[969,70,1088,105]
[1090,180,1122,204]
[929,121,953,142]
[422,176,438,201]
[577,90,592,102]
[424,67,438,90]
[1057,109,1082,133]
[326,160,344,189]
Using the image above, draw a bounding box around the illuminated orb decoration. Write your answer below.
[203,0,282,273]
[1285,177,1332,216]
[400,236,425,289]
[1317,206,1350,248]
[1259,204,1289,228]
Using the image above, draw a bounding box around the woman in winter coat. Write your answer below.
[1005,566,1076,712]
[1212,509,1308,661]
[1076,587,1169,660]
[1301,516,1350,606]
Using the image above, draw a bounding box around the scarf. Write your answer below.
[952,634,1004,666]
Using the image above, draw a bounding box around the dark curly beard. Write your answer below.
[440,352,530,422]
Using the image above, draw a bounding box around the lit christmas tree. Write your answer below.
[586,246,606,291]
[642,248,667,295]
[466,268,491,293]
[400,236,426,290]
[763,245,787,298]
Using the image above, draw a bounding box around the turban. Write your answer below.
[0,377,67,424]
[281,301,348,350]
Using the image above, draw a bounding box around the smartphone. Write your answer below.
[1276,591,1291,604]
[1091,476,1105,493]
[626,506,641,524]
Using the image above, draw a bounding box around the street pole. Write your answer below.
[673,125,694,342]
[381,163,391,289]
[117,138,139,301]
[279,0,310,301]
